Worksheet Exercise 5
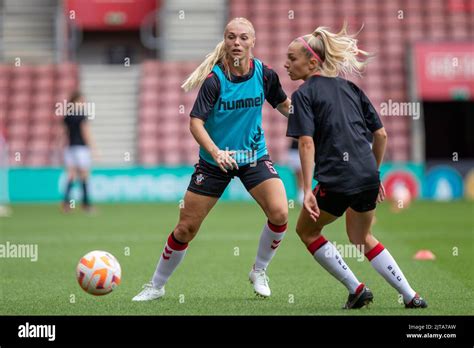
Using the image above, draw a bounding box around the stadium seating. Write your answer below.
[0,63,79,166]
[136,0,473,165]
[137,60,294,165]
[3,0,473,166]
[138,61,199,165]
[225,0,474,162]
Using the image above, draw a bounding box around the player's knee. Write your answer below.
[296,225,322,245]
[348,231,369,246]
[173,223,198,243]
[267,206,288,226]
[295,222,307,238]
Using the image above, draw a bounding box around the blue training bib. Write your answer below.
[199,58,268,166]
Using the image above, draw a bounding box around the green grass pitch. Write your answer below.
[1,200,473,315]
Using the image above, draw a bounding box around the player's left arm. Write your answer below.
[264,64,290,117]
[286,90,319,220]
[372,127,387,170]
[276,98,291,118]
[357,84,387,202]
[372,127,387,203]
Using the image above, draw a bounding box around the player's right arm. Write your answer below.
[287,89,320,221]
[189,118,237,173]
[189,73,238,173]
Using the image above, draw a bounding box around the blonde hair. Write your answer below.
[297,23,371,77]
[181,17,255,92]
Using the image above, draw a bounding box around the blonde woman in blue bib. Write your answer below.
[133,18,291,302]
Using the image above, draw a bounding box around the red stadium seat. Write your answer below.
[30,123,51,138]
[0,65,12,76]
[139,105,159,121]
[0,77,9,92]
[57,77,78,91]
[140,90,160,107]
[183,150,198,165]
[31,106,56,122]
[57,63,78,77]
[10,93,31,107]
[8,109,30,123]
[11,66,35,78]
[138,137,159,157]
[140,151,160,165]
[2,63,79,166]
[159,134,180,152]
[141,76,160,90]
[35,65,56,78]
[7,123,29,138]
[11,76,33,92]
[32,92,55,107]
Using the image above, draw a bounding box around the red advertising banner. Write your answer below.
[66,0,158,30]
[413,42,474,101]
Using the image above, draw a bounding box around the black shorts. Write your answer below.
[313,184,379,217]
[187,155,281,198]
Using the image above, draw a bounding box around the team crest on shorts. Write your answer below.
[264,161,277,175]
[194,173,206,186]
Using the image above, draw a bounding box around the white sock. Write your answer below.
[309,236,362,294]
[366,243,417,303]
[152,233,188,289]
[254,221,287,270]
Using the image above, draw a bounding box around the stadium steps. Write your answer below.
[159,0,227,60]
[1,0,57,64]
[80,64,140,166]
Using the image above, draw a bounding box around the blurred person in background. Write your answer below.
[61,91,96,213]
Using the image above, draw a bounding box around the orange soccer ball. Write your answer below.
[76,250,122,296]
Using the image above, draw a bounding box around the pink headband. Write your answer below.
[298,37,323,64]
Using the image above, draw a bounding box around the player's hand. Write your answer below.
[303,189,320,222]
[213,150,239,173]
[376,182,386,203]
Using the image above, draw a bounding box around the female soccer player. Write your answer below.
[285,24,427,309]
[62,91,95,213]
[133,18,291,301]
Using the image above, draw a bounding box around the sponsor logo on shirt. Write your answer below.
[217,93,264,111]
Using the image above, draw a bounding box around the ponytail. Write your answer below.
[181,40,229,92]
[298,23,371,77]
